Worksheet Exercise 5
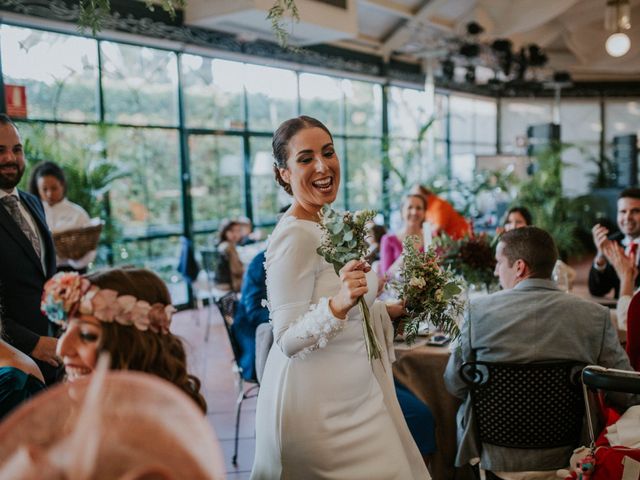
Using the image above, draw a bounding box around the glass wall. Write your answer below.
[449,94,497,183]
[7,21,637,305]
[560,100,601,196]
[0,22,424,306]
[386,86,449,212]
[500,98,554,154]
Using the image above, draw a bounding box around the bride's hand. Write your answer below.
[329,260,369,319]
[385,300,406,321]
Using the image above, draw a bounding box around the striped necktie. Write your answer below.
[1,195,42,259]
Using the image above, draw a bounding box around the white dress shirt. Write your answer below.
[0,188,47,272]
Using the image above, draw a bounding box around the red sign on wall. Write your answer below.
[4,84,27,118]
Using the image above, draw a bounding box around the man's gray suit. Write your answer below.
[444,278,638,472]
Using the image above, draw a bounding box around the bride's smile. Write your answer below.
[278,126,340,212]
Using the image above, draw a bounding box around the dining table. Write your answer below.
[393,338,475,480]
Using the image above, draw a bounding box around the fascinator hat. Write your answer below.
[0,356,225,480]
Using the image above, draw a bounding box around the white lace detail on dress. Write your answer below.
[287,297,344,359]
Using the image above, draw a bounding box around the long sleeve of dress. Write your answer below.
[265,220,345,358]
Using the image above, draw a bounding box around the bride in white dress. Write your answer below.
[251,116,430,480]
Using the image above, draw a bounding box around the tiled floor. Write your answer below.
[172,307,256,480]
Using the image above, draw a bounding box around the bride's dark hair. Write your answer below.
[272,116,333,195]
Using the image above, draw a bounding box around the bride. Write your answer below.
[251,116,430,479]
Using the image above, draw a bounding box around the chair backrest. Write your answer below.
[460,360,585,449]
[200,249,221,283]
[627,290,640,371]
[582,365,640,395]
[581,365,640,445]
[215,292,242,365]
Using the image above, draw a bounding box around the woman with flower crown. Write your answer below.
[41,267,207,412]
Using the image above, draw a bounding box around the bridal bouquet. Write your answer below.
[394,236,464,344]
[433,233,498,291]
[316,205,381,360]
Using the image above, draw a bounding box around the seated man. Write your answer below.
[444,226,639,479]
[589,187,640,298]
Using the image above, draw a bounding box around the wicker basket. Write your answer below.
[53,222,103,260]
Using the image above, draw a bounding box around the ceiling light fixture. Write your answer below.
[606,32,631,57]
[605,0,631,57]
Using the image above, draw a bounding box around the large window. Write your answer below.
[100,42,178,126]
[500,99,554,153]
[299,73,344,133]
[106,127,181,237]
[250,136,282,225]
[245,64,297,132]
[181,56,245,130]
[605,99,640,142]
[1,25,98,121]
[560,100,602,195]
[190,134,245,231]
[0,22,513,306]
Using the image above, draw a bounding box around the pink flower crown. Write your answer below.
[41,272,176,335]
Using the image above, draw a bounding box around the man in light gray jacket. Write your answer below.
[444,226,638,479]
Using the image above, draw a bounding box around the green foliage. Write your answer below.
[316,205,381,360]
[19,123,129,219]
[433,233,498,291]
[513,142,599,258]
[77,0,186,35]
[382,116,435,190]
[586,150,617,189]
[267,0,300,49]
[418,168,518,219]
[393,236,464,344]
[316,205,376,275]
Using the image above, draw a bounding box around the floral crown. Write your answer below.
[41,272,176,335]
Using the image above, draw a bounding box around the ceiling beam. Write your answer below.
[380,0,454,58]
[359,0,413,20]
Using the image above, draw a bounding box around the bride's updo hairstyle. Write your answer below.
[272,115,333,195]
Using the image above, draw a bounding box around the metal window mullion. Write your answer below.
[243,85,253,222]
[176,52,195,306]
[381,83,390,223]
[96,39,115,265]
[0,22,7,114]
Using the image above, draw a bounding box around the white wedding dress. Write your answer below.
[251,216,430,480]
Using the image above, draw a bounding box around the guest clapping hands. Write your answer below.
[602,241,639,331]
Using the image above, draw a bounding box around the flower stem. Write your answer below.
[357,296,382,361]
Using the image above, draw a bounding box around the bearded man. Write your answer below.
[0,114,59,384]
